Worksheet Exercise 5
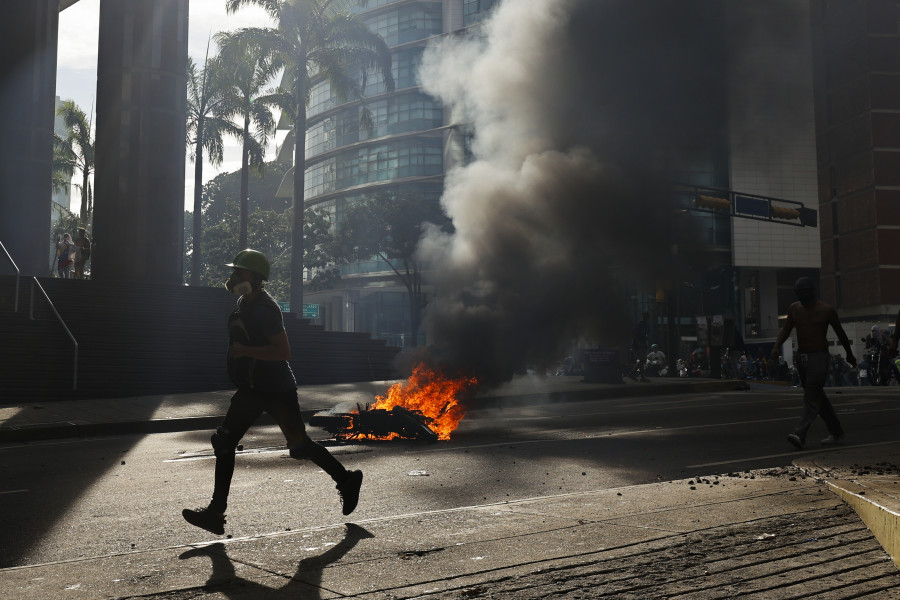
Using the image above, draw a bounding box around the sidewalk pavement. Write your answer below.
[0,375,742,444]
[3,376,900,599]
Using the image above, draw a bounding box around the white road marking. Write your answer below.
[164,446,289,462]
[687,439,900,469]
[413,416,801,453]
[0,489,28,495]
[422,405,900,454]
[164,444,370,462]
[0,435,137,451]
[470,395,894,422]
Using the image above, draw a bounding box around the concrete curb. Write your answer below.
[0,380,746,444]
[796,452,900,572]
[0,413,281,444]
[825,479,900,570]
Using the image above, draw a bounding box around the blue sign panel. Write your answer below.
[734,195,769,217]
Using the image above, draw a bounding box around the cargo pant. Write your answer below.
[209,388,347,514]
[793,351,844,443]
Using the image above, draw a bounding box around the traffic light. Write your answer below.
[770,205,801,220]
[693,195,731,211]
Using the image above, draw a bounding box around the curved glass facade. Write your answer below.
[306,92,444,159]
[308,48,427,119]
[365,2,442,46]
[298,1,498,345]
[305,136,443,198]
[463,0,498,25]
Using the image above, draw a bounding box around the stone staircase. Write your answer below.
[0,274,400,402]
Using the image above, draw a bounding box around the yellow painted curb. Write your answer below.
[827,480,900,570]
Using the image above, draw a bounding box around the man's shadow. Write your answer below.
[179,523,374,598]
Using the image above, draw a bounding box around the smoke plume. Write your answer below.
[415,0,727,387]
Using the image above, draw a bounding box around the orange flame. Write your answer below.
[372,363,477,441]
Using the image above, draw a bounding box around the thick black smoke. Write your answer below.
[414,0,730,387]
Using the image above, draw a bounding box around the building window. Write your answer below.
[309,47,428,117]
[305,137,443,197]
[463,0,498,26]
[364,3,442,46]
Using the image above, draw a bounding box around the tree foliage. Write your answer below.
[56,100,94,225]
[186,52,240,285]
[214,29,287,249]
[225,0,395,313]
[184,161,336,303]
[336,191,452,346]
[52,133,76,195]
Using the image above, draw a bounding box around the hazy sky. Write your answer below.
[56,0,280,214]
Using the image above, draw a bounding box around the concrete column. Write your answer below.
[93,0,187,284]
[0,0,59,276]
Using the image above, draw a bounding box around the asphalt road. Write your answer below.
[2,384,899,571]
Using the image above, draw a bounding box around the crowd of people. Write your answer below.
[54,228,91,279]
[621,277,897,451]
[623,309,900,389]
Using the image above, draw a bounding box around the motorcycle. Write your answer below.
[862,338,893,386]
[645,356,668,377]
[309,404,439,442]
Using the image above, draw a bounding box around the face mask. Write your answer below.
[225,273,253,296]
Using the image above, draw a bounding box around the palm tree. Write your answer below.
[215,29,283,250]
[225,0,394,313]
[56,100,95,224]
[52,133,76,196]
[186,52,240,285]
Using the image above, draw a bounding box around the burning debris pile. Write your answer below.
[310,364,478,442]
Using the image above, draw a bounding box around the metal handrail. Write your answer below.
[30,277,78,390]
[0,240,20,312]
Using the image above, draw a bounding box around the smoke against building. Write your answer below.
[415,0,735,386]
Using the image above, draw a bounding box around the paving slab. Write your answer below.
[1,471,882,600]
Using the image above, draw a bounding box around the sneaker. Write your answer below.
[337,470,363,516]
[821,434,844,445]
[786,433,804,450]
[182,507,226,535]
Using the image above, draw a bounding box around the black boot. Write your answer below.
[182,506,226,535]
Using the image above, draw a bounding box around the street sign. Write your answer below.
[302,303,319,319]
[734,195,768,218]
[276,302,319,319]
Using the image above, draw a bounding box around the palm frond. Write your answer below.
[52,133,76,193]
[244,136,268,173]
[225,0,282,22]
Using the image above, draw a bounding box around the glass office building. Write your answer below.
[276,0,491,345]
[285,1,824,360]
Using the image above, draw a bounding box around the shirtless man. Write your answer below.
[771,277,855,450]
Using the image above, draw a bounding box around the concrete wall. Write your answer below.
[92,0,188,285]
[0,0,59,276]
[727,1,821,270]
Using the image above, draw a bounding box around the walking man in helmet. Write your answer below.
[182,249,363,535]
[771,277,855,450]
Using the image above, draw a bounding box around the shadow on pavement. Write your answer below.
[179,524,374,598]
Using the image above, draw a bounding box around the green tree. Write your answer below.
[52,133,76,195]
[186,52,240,285]
[215,29,286,250]
[225,0,395,315]
[184,161,337,301]
[56,100,95,224]
[336,192,452,347]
